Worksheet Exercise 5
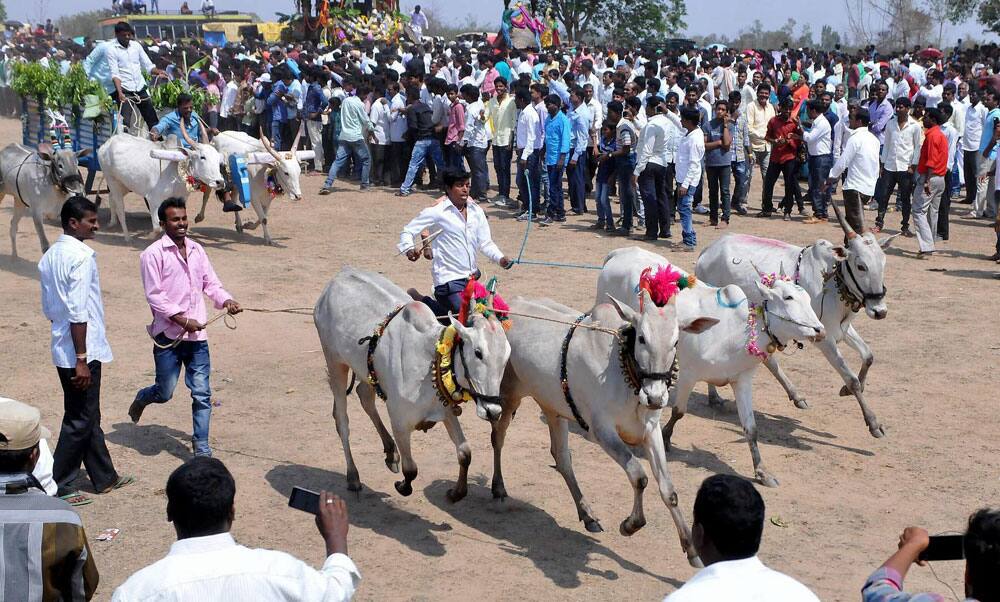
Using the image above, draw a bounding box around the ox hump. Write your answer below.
[731,233,795,249]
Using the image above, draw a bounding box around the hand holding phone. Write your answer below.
[918,535,964,562]
[288,486,320,515]
[288,487,350,556]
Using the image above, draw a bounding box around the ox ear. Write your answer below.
[878,233,900,249]
[679,315,719,334]
[754,280,779,302]
[76,148,92,158]
[37,143,54,162]
[831,246,849,262]
[448,314,472,338]
[605,294,639,323]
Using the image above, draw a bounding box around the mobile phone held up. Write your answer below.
[288,486,321,516]
[919,535,965,562]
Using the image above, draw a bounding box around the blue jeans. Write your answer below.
[270,120,286,151]
[731,160,750,210]
[676,185,696,247]
[546,163,566,219]
[567,152,587,213]
[516,150,540,213]
[595,179,612,224]
[135,336,212,453]
[401,138,444,194]
[324,139,371,188]
[807,154,833,217]
[465,146,489,200]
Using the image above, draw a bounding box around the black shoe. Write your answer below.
[736,207,749,216]
[360,184,371,190]
[394,191,411,197]
[318,187,333,195]
[632,234,658,241]
[222,201,243,212]
[611,228,631,237]
[755,211,773,218]
[988,252,1000,261]
[659,232,672,239]
[554,216,567,222]
[901,228,915,238]
[538,216,554,226]
[590,221,606,229]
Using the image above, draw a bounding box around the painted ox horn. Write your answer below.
[259,128,283,163]
[830,198,858,239]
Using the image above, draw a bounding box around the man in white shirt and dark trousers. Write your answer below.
[400,169,513,317]
[802,99,833,223]
[828,107,881,233]
[664,474,820,601]
[874,97,921,235]
[634,96,674,240]
[514,90,540,218]
[38,196,132,503]
[112,457,360,601]
[106,21,164,131]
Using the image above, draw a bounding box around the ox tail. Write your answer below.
[346,370,357,396]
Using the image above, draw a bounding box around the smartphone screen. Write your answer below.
[288,486,320,515]
[919,535,965,561]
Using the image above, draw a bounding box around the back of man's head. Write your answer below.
[166,457,236,538]
[966,508,1000,601]
[693,474,765,561]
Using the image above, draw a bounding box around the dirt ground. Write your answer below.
[2,116,999,601]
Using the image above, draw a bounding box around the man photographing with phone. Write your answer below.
[862,508,1000,602]
[112,457,360,600]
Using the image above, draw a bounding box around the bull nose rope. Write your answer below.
[510,178,605,271]
[148,306,314,350]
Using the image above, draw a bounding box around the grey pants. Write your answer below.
[975,154,996,217]
[912,173,945,253]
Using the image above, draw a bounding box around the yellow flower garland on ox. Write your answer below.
[434,325,473,413]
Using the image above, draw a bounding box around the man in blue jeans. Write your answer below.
[675,108,705,250]
[319,79,373,194]
[396,85,445,197]
[540,93,571,226]
[129,198,241,457]
[802,99,834,222]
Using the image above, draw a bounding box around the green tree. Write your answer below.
[820,24,842,48]
[0,1,6,23]
[544,0,687,43]
[55,9,113,39]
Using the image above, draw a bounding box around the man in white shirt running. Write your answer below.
[400,169,513,317]
[112,457,359,601]
[664,474,820,602]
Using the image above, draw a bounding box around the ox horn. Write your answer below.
[748,260,766,278]
[778,262,787,279]
[259,127,283,163]
[829,198,857,240]
[290,122,303,152]
[179,120,198,150]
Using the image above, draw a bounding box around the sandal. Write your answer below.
[59,492,93,507]
[99,475,136,494]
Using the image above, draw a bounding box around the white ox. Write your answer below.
[2,142,89,257]
[597,247,825,487]
[314,267,510,502]
[197,130,313,245]
[696,204,897,439]
[97,133,225,242]
[491,294,716,566]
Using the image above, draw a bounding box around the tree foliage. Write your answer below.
[542,0,687,44]
[0,1,7,23]
[55,9,114,40]
[693,18,816,50]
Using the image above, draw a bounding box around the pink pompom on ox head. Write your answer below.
[639,265,684,308]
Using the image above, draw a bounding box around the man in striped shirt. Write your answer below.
[1,398,99,600]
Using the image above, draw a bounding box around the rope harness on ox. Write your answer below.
[558,313,680,433]
[357,305,408,401]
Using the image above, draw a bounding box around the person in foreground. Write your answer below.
[861,509,1000,602]
[112,457,360,601]
[664,474,819,601]
[0,398,99,600]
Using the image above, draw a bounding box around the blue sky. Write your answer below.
[20,0,995,43]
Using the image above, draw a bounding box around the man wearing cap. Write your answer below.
[0,398,100,600]
[38,196,132,504]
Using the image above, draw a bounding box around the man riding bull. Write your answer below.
[150,93,242,214]
[398,168,513,316]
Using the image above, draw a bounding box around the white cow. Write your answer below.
[97,133,225,242]
[696,203,897,438]
[597,247,825,487]
[492,294,716,566]
[197,130,313,245]
[314,267,510,502]
[2,142,89,257]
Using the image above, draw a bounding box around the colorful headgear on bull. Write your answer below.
[750,261,791,288]
[638,265,695,310]
[458,276,511,329]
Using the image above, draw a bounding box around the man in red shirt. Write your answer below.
[758,98,803,218]
[912,107,948,258]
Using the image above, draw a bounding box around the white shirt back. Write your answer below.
[664,556,819,602]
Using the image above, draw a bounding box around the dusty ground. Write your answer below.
[2,116,999,601]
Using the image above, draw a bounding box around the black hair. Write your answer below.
[606,100,624,117]
[60,195,98,229]
[0,445,37,473]
[680,107,701,125]
[756,83,771,93]
[806,99,824,113]
[926,107,945,124]
[665,91,679,103]
[693,474,765,560]
[166,457,236,535]
[966,508,1000,601]
[446,83,458,94]
[939,103,953,120]
[895,96,911,108]
[176,92,193,107]
[514,89,530,105]
[854,107,872,125]
[460,83,479,101]
[441,168,471,189]
[114,21,133,35]
[544,93,562,107]
[157,197,187,222]
[728,90,742,103]
[714,99,729,109]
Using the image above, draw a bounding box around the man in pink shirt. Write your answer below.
[128,197,241,457]
[480,55,499,99]
[444,83,466,169]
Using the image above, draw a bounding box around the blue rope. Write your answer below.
[512,173,604,271]
[716,288,747,308]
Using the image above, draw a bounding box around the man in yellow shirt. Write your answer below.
[486,78,518,207]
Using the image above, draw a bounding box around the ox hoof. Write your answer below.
[687,552,704,568]
[619,517,646,536]
[194,214,205,223]
[869,423,886,438]
[756,470,780,488]
[394,480,413,496]
[491,485,508,501]
[584,518,604,533]
[385,457,400,474]
[839,385,853,397]
[792,397,810,410]
[346,481,363,493]
[446,487,467,504]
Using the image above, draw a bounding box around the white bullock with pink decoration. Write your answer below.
[597,246,825,488]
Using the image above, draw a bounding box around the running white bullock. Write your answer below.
[97,133,224,242]
[196,130,313,245]
[314,267,510,502]
[696,201,898,438]
[597,247,825,488]
[491,292,717,567]
[2,141,89,257]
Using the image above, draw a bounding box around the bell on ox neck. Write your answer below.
[766,342,778,354]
